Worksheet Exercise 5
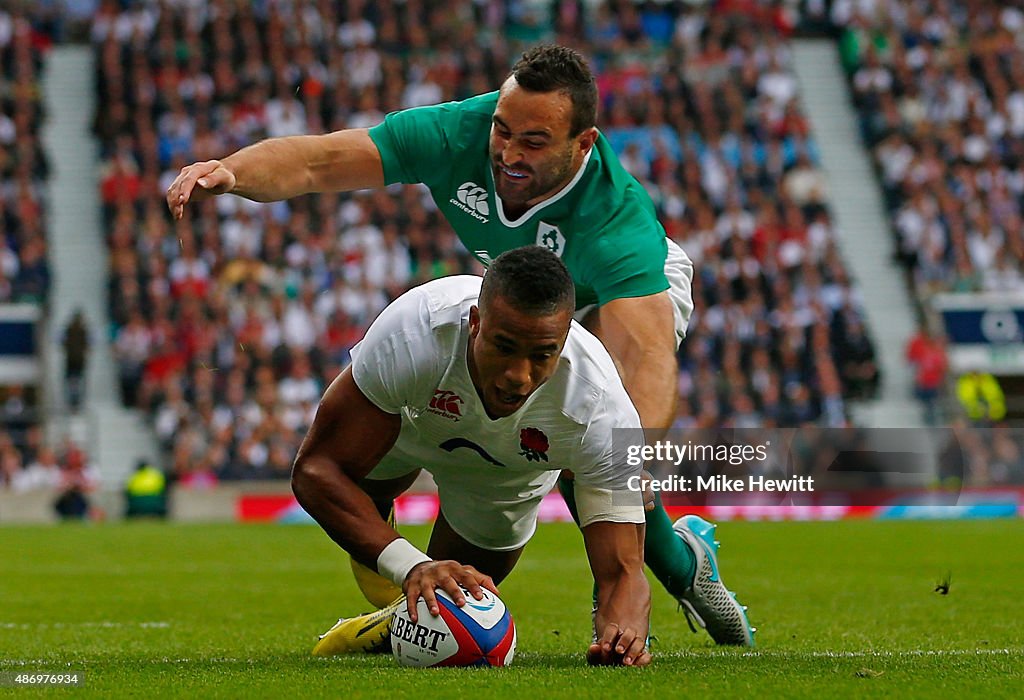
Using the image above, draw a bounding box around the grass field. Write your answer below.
[1,519,1021,698]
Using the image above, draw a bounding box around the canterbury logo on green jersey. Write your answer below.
[452,182,490,222]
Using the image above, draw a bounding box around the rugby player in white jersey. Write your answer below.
[291,247,650,666]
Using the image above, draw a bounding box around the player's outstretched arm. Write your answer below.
[581,520,651,667]
[594,292,678,438]
[292,367,494,622]
[166,128,385,219]
[290,366,403,574]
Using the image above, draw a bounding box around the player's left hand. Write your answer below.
[587,622,651,667]
[403,560,499,623]
[587,563,651,667]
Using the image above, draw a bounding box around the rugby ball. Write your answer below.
[390,586,516,667]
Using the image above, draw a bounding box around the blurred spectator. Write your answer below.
[956,370,1006,424]
[783,152,829,209]
[0,437,23,488]
[988,423,1024,484]
[53,439,99,520]
[112,310,151,407]
[832,314,880,399]
[905,323,948,425]
[124,458,168,518]
[61,309,91,412]
[10,445,62,492]
[1,384,30,425]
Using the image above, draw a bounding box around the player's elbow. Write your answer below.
[290,459,310,503]
[290,456,328,505]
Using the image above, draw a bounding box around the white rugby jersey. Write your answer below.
[350,275,643,532]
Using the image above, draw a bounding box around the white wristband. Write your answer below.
[377,538,431,587]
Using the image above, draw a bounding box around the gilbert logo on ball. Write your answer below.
[390,586,516,667]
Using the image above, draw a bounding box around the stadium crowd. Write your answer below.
[0,1,1021,494]
[85,0,883,484]
[836,0,1024,298]
[0,8,50,307]
[0,6,96,497]
[831,0,1024,482]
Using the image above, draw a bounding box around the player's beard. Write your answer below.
[491,144,576,210]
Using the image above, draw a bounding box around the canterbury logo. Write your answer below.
[428,389,463,420]
[450,182,489,222]
[439,438,505,467]
[457,183,489,215]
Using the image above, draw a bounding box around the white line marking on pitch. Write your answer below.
[661,648,1020,659]
[1,648,1019,668]
[0,621,170,630]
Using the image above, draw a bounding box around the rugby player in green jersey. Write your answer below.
[167,44,754,650]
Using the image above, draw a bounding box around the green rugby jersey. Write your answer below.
[367,91,669,309]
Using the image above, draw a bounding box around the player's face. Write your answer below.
[490,78,597,210]
[467,294,572,419]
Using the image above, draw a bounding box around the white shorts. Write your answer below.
[574,237,694,349]
[364,456,561,552]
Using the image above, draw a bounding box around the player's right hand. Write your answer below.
[166,160,237,220]
[403,560,499,623]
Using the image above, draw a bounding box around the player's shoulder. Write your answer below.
[400,275,481,331]
[392,91,496,120]
[550,323,638,427]
[571,135,663,237]
[355,276,475,376]
[450,91,499,118]
[409,92,497,147]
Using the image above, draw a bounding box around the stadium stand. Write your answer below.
[85,1,883,482]
[836,0,1024,298]
[0,10,45,486]
[0,11,50,303]
[833,0,1024,483]
[0,6,100,503]
[91,1,492,483]
[0,0,1017,506]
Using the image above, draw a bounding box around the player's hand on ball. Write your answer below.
[166,160,236,219]
[587,623,651,667]
[403,560,499,622]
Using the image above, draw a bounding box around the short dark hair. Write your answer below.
[511,45,597,137]
[479,246,575,317]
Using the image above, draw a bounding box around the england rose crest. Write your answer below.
[519,428,549,462]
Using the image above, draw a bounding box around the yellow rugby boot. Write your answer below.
[312,596,404,657]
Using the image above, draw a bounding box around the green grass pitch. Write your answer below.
[1,519,1021,698]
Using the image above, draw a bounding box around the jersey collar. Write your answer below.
[490,146,594,228]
